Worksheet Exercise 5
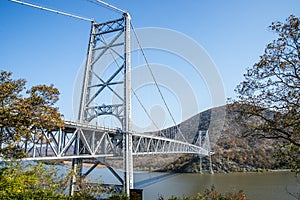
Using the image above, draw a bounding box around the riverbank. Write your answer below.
[63,161,106,168]
[158,149,290,174]
[43,160,107,168]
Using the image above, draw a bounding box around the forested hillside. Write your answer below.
[160,105,288,173]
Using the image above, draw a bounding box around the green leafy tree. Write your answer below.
[231,15,300,173]
[0,70,64,159]
[107,194,129,200]
[0,162,103,200]
[0,162,69,199]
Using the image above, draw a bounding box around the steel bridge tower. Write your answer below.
[73,13,133,195]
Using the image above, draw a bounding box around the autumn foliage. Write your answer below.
[231,15,300,173]
[0,70,64,159]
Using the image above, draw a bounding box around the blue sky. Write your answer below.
[1,0,300,128]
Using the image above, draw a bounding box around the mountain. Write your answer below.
[159,105,287,173]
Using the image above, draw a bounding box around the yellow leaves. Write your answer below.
[0,70,64,159]
[0,162,65,198]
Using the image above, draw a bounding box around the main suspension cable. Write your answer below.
[84,0,127,15]
[130,23,188,142]
[10,0,94,22]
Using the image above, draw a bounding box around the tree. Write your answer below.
[0,162,69,199]
[231,15,300,173]
[0,161,103,199]
[0,70,64,159]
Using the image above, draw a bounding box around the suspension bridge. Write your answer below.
[7,0,213,197]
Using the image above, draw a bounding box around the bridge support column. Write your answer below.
[69,158,83,196]
[123,12,133,196]
[207,131,214,174]
[124,131,133,195]
[209,152,214,174]
[199,155,203,174]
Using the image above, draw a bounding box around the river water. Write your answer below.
[85,168,299,200]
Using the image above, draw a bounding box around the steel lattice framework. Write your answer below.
[79,17,129,124]
[18,121,210,161]
[76,13,133,195]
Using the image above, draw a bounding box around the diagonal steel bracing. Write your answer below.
[15,121,210,161]
[78,17,128,124]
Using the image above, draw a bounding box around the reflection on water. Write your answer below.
[82,166,299,200]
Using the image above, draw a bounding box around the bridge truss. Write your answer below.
[19,121,210,161]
